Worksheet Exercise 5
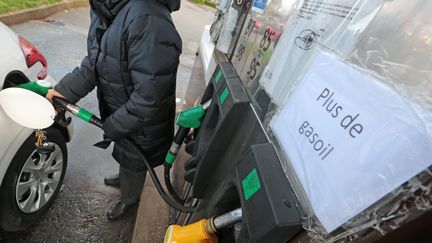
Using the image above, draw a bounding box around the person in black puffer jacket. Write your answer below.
[46,0,182,220]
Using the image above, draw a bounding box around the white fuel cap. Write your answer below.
[0,88,55,129]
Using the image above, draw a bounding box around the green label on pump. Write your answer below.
[242,168,261,200]
[77,108,93,122]
[214,70,222,84]
[219,87,229,104]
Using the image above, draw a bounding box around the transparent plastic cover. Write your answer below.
[228,0,432,237]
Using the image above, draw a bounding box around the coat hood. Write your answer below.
[90,0,129,24]
[157,0,181,12]
[91,0,180,21]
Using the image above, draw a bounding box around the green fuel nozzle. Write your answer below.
[164,99,212,166]
[163,100,212,206]
[52,97,103,128]
[17,80,103,128]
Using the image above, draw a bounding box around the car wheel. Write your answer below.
[0,127,67,232]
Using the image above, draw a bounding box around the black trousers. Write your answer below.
[119,166,147,205]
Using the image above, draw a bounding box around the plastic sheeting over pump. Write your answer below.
[212,0,432,240]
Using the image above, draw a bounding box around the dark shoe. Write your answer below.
[107,200,136,221]
[104,174,120,188]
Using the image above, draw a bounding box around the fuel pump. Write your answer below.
[160,63,303,243]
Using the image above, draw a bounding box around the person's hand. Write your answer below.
[45,89,65,103]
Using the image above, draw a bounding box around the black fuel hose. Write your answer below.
[164,165,185,204]
[125,138,196,213]
[163,126,190,205]
[52,97,196,213]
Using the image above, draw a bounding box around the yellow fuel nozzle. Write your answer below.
[164,219,218,243]
[164,208,243,243]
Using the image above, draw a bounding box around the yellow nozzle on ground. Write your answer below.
[164,219,217,243]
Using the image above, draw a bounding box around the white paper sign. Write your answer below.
[272,52,432,232]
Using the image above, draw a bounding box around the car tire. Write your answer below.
[0,127,67,232]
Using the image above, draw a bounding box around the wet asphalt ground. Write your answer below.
[0,2,213,242]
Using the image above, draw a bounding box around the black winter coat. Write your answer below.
[55,0,182,170]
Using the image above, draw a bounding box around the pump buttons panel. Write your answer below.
[236,143,303,242]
